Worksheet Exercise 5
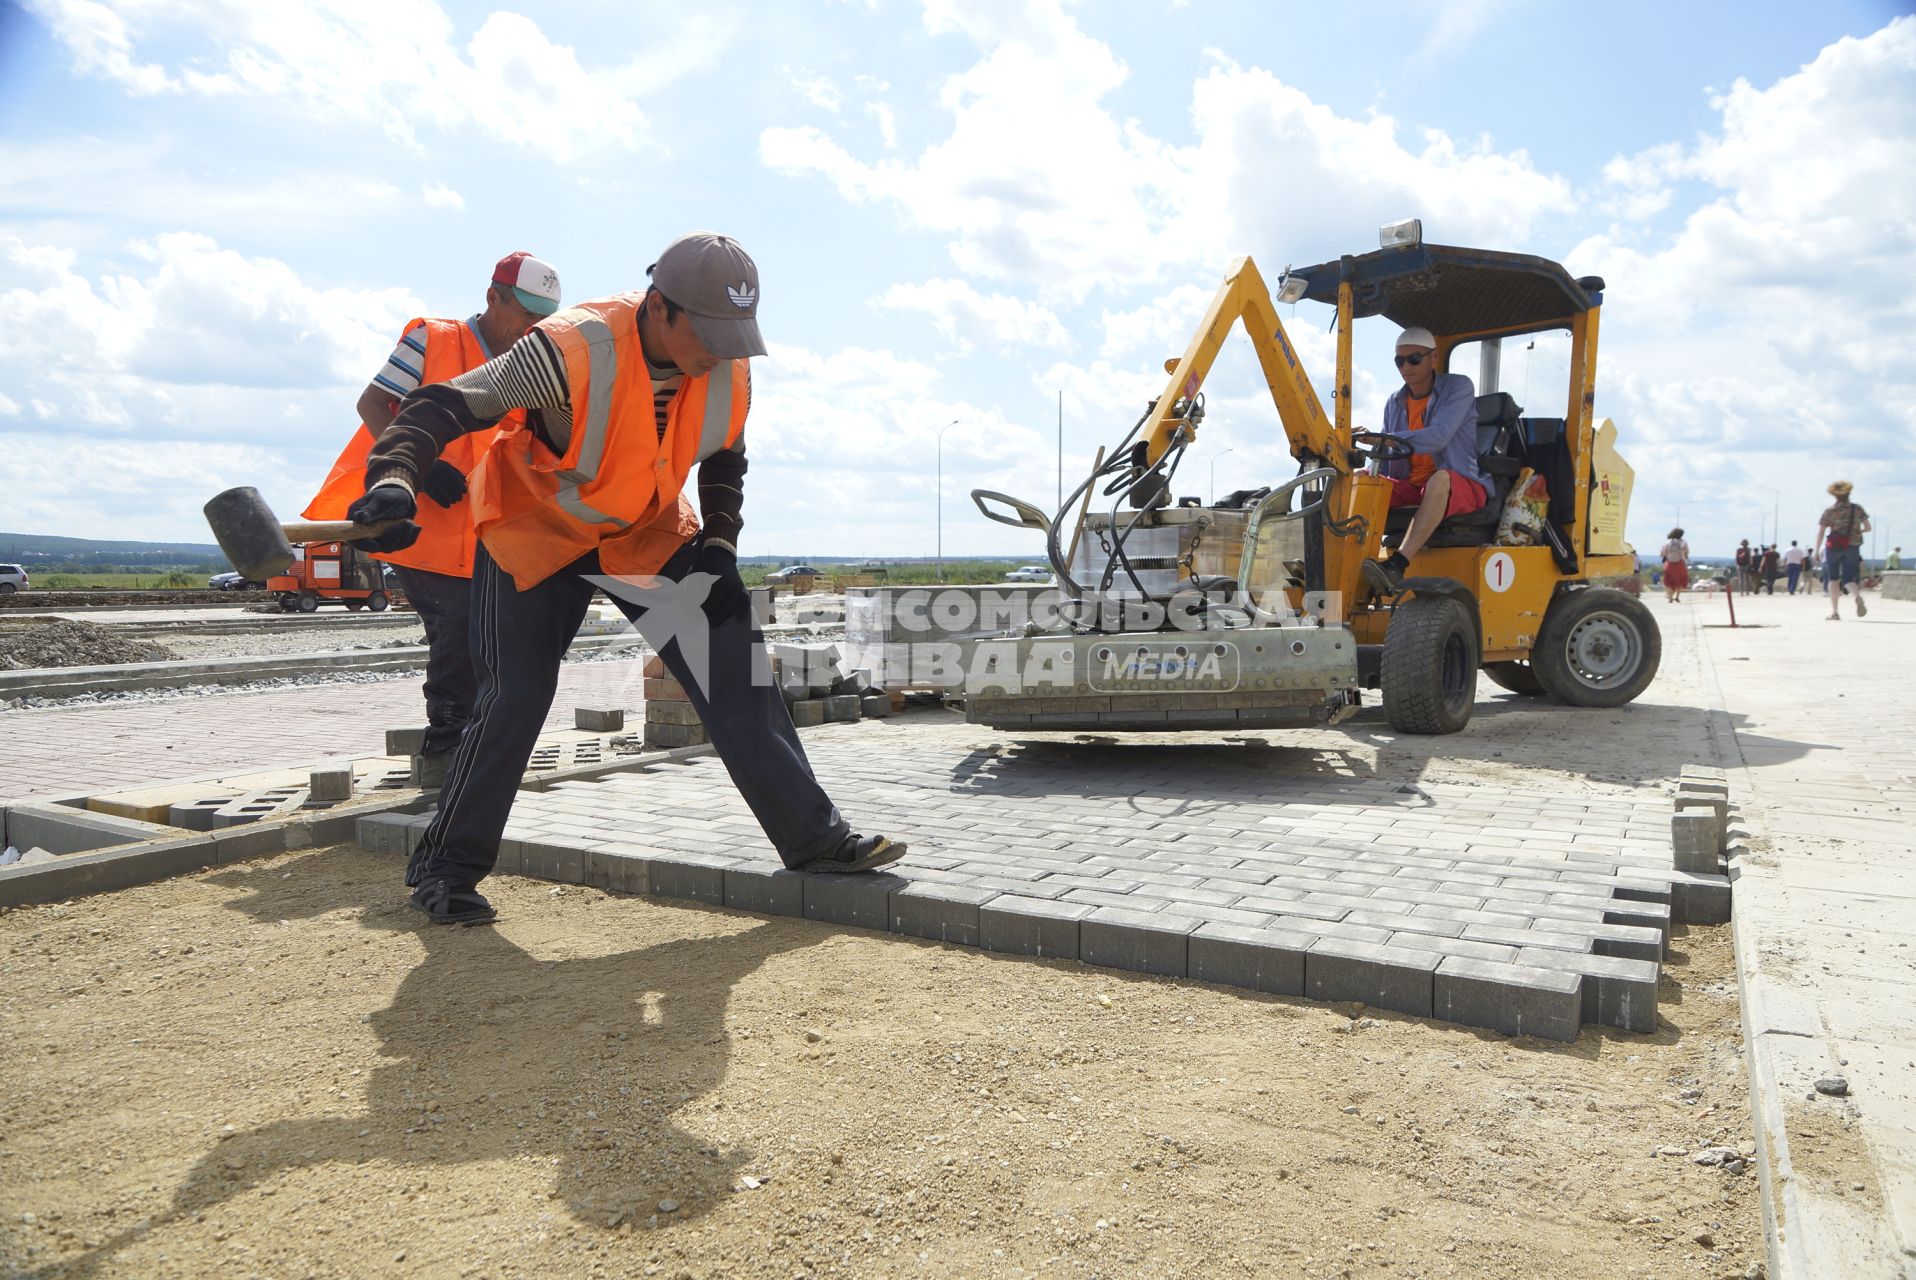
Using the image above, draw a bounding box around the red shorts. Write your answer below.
[1387,470,1488,519]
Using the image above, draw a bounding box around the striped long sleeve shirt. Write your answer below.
[365,328,748,553]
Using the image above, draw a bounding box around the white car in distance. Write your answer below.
[1004,565,1052,583]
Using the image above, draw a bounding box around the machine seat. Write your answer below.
[1382,392,1525,549]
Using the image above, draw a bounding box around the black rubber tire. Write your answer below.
[0,583,15,594]
[1532,588,1661,708]
[297,593,319,613]
[1482,660,1545,696]
[279,594,297,612]
[1381,594,1478,735]
[366,591,389,613]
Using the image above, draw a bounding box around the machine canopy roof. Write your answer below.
[1291,243,1600,338]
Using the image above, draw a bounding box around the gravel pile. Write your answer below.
[0,620,179,671]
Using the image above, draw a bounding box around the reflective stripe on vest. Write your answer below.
[552,313,627,528]
[694,362,735,462]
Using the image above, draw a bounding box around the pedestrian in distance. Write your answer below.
[345,232,905,925]
[306,252,563,787]
[1659,528,1690,603]
[1782,540,1806,595]
[1890,546,1904,571]
[1759,544,1780,595]
[1816,480,1871,621]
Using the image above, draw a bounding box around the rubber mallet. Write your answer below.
[203,486,401,582]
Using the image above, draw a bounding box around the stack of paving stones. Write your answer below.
[1669,764,1734,922]
[642,657,706,749]
[360,729,1737,1044]
[773,642,891,729]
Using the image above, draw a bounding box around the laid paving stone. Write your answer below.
[362,725,1687,1038]
[891,881,998,946]
[1434,956,1581,1043]
[803,871,901,931]
[1078,906,1197,978]
[1187,923,1311,995]
[1305,939,1441,1017]
[724,864,805,917]
[979,895,1094,960]
[1513,946,1661,1033]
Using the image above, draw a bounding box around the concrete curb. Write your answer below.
[1695,619,1819,1280]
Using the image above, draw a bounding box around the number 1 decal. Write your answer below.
[1485,551,1516,593]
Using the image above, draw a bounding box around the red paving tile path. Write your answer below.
[1,657,652,802]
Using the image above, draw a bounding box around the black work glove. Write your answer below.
[347,482,421,555]
[697,543,749,623]
[419,460,468,508]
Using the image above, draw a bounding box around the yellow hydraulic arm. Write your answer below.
[1140,256,1388,607]
[1142,257,1342,470]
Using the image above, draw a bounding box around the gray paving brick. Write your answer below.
[1344,908,1465,938]
[1381,931,1519,964]
[1460,922,1590,953]
[518,839,588,885]
[1668,870,1732,925]
[1277,915,1392,946]
[891,881,998,945]
[1079,907,1198,978]
[1234,894,1350,923]
[1514,947,1660,1033]
[1304,938,1440,1017]
[1670,811,1722,874]
[1434,957,1581,1043]
[799,870,899,930]
[1187,923,1312,995]
[587,848,651,895]
[1601,898,1672,940]
[1574,919,1666,962]
[648,854,730,906]
[723,865,806,917]
[979,895,1094,959]
[1367,885,1485,911]
[1151,900,1276,930]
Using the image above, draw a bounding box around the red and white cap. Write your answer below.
[491,251,561,316]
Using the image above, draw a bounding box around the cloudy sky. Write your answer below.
[1,0,1910,559]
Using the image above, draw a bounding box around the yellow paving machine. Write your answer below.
[965,221,1657,735]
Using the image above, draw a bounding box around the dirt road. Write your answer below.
[2,847,1760,1279]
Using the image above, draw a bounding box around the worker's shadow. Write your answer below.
[46,866,812,1278]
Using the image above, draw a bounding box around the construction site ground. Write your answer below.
[2,590,1906,1278]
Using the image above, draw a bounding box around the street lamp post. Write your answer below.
[1209,448,1236,505]
[936,418,959,582]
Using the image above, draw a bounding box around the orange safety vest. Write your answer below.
[303,317,515,578]
[468,292,749,590]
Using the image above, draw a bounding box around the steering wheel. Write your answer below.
[1351,430,1415,466]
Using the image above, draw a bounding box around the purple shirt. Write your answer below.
[1380,371,1483,488]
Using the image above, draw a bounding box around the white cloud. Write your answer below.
[0,231,419,435]
[785,66,844,112]
[761,2,1571,301]
[25,1,735,160]
[0,136,408,244]
[866,100,898,149]
[741,339,1068,555]
[876,277,1070,353]
[421,182,465,211]
[1576,17,1916,552]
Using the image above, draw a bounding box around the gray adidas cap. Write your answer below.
[649,231,765,359]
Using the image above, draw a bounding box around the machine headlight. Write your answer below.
[1379,218,1423,249]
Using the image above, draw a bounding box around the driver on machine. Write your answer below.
[1367,325,1486,591]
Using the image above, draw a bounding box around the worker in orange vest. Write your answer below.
[306,253,562,785]
[345,233,904,924]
